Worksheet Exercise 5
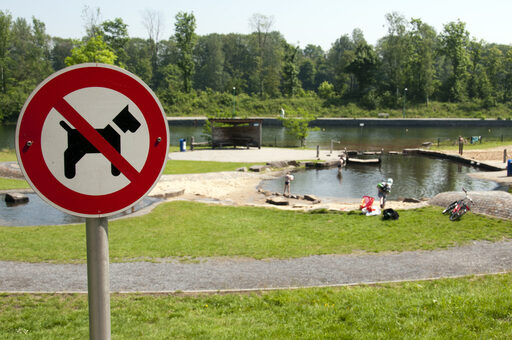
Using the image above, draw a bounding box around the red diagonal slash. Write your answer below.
[54,97,140,183]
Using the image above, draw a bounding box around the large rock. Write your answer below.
[267,161,289,168]
[249,165,268,172]
[266,196,289,206]
[304,194,319,202]
[5,193,29,204]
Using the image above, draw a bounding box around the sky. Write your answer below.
[4,0,512,50]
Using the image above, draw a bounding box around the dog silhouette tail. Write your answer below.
[59,120,74,133]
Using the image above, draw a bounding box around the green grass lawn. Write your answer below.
[1,273,511,339]
[0,148,17,162]
[0,177,29,190]
[430,139,512,151]
[0,201,510,263]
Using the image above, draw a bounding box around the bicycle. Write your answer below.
[442,187,474,221]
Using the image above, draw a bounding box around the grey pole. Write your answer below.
[86,217,111,340]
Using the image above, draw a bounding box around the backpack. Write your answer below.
[382,208,399,220]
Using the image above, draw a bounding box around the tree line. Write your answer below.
[1,9,512,122]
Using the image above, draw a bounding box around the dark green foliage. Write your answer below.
[175,11,197,93]
[2,11,512,122]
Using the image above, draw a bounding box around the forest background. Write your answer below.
[1,8,512,122]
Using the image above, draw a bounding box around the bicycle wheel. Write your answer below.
[449,210,461,221]
[443,202,456,214]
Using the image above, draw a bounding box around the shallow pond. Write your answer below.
[261,154,501,200]
[0,194,160,227]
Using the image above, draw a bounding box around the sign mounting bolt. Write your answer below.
[26,141,33,147]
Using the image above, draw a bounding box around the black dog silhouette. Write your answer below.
[60,105,141,179]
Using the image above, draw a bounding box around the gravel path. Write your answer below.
[1,241,511,293]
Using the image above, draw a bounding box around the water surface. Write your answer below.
[261,154,499,200]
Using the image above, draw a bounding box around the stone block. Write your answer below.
[5,193,29,204]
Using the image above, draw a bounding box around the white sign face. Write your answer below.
[41,87,149,196]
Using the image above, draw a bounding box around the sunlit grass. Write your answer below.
[0,177,29,190]
[0,148,17,162]
[0,202,510,263]
[1,273,511,338]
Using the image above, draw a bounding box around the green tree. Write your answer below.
[0,15,53,122]
[503,49,512,102]
[378,12,411,104]
[298,59,315,91]
[259,31,285,97]
[327,34,356,96]
[0,10,12,94]
[440,20,470,101]
[194,34,226,91]
[174,11,197,93]
[142,9,164,88]
[249,13,272,96]
[51,37,73,71]
[346,42,378,96]
[407,18,437,106]
[65,35,117,65]
[124,38,153,85]
[484,45,505,103]
[222,33,255,92]
[278,108,317,147]
[281,43,301,97]
[317,81,334,99]
[101,18,129,67]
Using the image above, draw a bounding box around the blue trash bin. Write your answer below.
[179,138,186,152]
[508,159,512,177]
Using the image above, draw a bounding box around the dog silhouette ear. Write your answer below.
[113,105,141,133]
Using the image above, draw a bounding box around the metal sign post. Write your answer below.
[86,217,110,340]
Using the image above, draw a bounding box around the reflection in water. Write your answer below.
[2,123,512,151]
[261,155,499,200]
[0,194,160,227]
[336,171,343,185]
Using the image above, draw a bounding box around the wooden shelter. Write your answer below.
[210,118,262,149]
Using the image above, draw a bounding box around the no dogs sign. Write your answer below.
[15,64,169,217]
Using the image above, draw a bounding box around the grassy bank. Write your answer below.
[163,92,512,119]
[0,202,510,263]
[1,273,511,338]
[163,160,262,174]
[0,149,17,162]
[430,139,512,151]
[0,177,29,190]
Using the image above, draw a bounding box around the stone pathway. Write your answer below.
[1,241,511,293]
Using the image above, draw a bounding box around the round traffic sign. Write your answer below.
[15,63,169,217]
